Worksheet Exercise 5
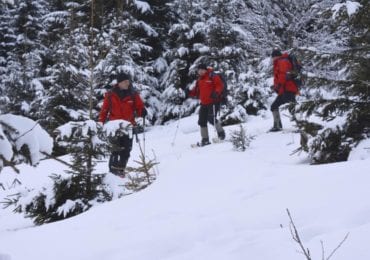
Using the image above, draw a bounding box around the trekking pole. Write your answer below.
[133,125,139,143]
[171,109,182,147]
[171,89,185,147]
[142,115,146,156]
[213,104,217,133]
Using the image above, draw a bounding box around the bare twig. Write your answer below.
[287,208,312,260]
[326,233,349,260]
[0,154,20,174]
[321,240,325,260]
[10,178,22,188]
[40,152,75,169]
[287,208,350,260]
[14,121,39,141]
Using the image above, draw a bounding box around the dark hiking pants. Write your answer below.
[198,103,220,127]
[108,134,133,172]
[270,92,296,111]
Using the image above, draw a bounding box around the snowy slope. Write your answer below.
[1,113,370,260]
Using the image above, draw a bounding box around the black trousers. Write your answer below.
[108,134,133,172]
[271,92,296,111]
[198,103,220,127]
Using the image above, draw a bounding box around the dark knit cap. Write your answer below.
[271,49,282,58]
[116,72,130,83]
[197,63,208,70]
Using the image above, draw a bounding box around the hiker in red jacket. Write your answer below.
[99,72,146,176]
[270,49,299,132]
[188,64,226,146]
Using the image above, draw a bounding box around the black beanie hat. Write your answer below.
[271,49,282,58]
[116,72,130,83]
[197,63,208,70]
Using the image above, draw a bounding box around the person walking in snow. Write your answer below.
[99,72,147,176]
[187,64,226,146]
[269,49,299,132]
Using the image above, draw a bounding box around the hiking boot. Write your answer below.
[199,138,211,146]
[269,126,282,132]
[110,166,126,178]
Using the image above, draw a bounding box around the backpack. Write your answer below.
[209,71,228,105]
[286,53,304,88]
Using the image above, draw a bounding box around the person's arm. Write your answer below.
[188,82,199,98]
[134,93,146,117]
[212,75,224,96]
[98,93,110,123]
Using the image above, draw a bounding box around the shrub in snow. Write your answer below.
[229,124,252,152]
[0,114,53,172]
[12,120,112,224]
[10,119,157,224]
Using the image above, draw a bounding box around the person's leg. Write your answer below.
[207,103,226,140]
[109,134,132,176]
[117,134,133,170]
[270,95,284,131]
[270,92,297,131]
[108,135,122,173]
[109,151,119,173]
[198,105,210,145]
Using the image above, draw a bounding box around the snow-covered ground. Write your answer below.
[1,113,370,260]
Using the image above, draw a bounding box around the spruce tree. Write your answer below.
[291,1,370,163]
[17,120,110,225]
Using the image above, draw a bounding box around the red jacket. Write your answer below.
[189,69,224,105]
[99,86,145,124]
[273,53,299,95]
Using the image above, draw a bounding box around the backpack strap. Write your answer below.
[208,71,216,91]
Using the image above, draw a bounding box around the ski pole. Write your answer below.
[142,115,146,155]
[213,104,217,130]
[171,89,183,147]
[171,109,182,147]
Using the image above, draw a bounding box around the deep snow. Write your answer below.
[1,112,370,260]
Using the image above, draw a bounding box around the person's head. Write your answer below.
[271,48,282,61]
[197,63,208,77]
[116,73,131,89]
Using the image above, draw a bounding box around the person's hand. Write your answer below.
[210,91,219,100]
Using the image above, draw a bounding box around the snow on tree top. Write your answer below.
[134,0,152,14]
[0,114,53,166]
[331,1,362,19]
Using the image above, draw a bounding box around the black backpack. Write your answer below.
[209,71,228,105]
[286,54,304,88]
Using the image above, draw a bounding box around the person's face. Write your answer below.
[198,68,207,77]
[118,79,130,89]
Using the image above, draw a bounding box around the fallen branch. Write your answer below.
[0,154,20,174]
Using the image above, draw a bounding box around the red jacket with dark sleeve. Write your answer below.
[189,69,224,105]
[273,53,299,95]
[99,86,145,125]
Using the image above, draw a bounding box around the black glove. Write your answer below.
[210,91,218,100]
[141,108,147,117]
